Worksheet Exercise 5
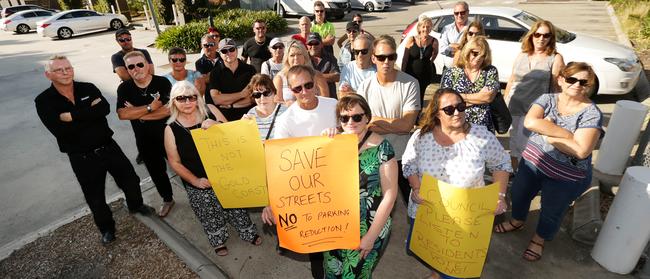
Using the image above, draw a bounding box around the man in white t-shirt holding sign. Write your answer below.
[357,35,421,205]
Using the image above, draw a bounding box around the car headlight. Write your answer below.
[604,57,639,72]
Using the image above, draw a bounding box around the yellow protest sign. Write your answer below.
[265,134,360,253]
[410,175,498,278]
[191,119,268,208]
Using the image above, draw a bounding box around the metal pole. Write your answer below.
[276,0,281,15]
[146,0,161,35]
[111,4,115,14]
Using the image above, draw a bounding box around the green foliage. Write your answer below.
[57,0,83,9]
[57,0,69,10]
[611,0,650,49]
[155,9,288,53]
[94,0,111,13]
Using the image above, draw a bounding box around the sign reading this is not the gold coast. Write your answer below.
[410,175,498,278]
[265,134,360,253]
[191,119,268,208]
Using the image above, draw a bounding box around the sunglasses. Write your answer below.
[209,34,220,39]
[117,37,132,43]
[468,31,478,36]
[440,103,467,116]
[347,29,359,34]
[271,44,285,50]
[314,9,324,13]
[374,53,397,62]
[252,90,274,98]
[339,113,365,123]
[353,49,369,56]
[564,76,589,87]
[203,42,215,48]
[170,57,186,63]
[255,27,266,30]
[533,32,552,39]
[127,62,145,70]
[290,81,315,94]
[454,10,467,16]
[220,47,236,54]
[175,95,198,103]
[470,50,482,57]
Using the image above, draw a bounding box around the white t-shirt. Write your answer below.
[357,71,420,160]
[273,96,338,138]
[339,61,376,92]
[261,59,283,80]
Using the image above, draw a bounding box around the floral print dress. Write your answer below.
[323,139,395,279]
[440,65,500,132]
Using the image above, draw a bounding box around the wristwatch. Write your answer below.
[146,104,152,113]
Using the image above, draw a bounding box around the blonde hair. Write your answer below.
[521,20,558,55]
[456,36,491,69]
[281,40,313,75]
[416,14,433,31]
[458,21,484,50]
[45,55,68,72]
[167,81,207,125]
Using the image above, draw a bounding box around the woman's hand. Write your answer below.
[201,119,220,129]
[410,187,424,204]
[241,114,254,121]
[321,127,338,138]
[357,235,376,259]
[494,198,507,215]
[192,177,211,189]
[261,206,276,225]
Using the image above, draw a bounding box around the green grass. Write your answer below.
[611,0,650,50]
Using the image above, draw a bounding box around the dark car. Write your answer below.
[1,5,57,18]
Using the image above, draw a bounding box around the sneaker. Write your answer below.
[101,231,116,245]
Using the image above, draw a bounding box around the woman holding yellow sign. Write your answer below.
[321,94,398,279]
[163,81,262,257]
[402,88,511,279]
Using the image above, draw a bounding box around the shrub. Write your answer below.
[155,9,287,53]
[94,0,111,13]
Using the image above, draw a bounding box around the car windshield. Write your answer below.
[514,11,575,44]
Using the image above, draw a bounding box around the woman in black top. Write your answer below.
[163,80,262,256]
[401,14,439,107]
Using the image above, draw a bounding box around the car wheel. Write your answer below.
[275,3,286,17]
[110,19,123,30]
[365,2,374,12]
[16,24,30,34]
[57,27,72,39]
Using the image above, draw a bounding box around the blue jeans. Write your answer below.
[511,160,591,240]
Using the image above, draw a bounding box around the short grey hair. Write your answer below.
[44,55,68,72]
[455,1,469,10]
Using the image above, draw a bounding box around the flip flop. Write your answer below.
[494,220,524,233]
[523,239,544,262]
[215,246,228,256]
[250,234,262,246]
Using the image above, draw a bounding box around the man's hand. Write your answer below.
[150,94,162,110]
[59,112,72,122]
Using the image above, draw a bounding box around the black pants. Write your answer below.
[140,146,174,203]
[68,140,144,234]
[309,252,324,279]
[397,160,410,205]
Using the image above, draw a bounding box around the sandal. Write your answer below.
[251,234,262,246]
[215,246,228,256]
[494,220,524,233]
[523,239,544,262]
[158,200,175,217]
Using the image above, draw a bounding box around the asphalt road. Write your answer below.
[0,0,631,257]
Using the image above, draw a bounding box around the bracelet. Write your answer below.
[498,193,506,197]
[146,104,152,113]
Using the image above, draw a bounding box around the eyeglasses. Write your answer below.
[353,49,369,56]
[220,47,236,54]
[564,76,589,87]
[203,42,215,48]
[127,62,145,70]
[339,113,365,123]
[440,102,467,116]
[347,29,359,34]
[252,90,274,98]
[290,81,315,93]
[374,53,397,62]
[271,44,285,50]
[470,50,483,57]
[533,32,552,39]
[454,10,467,16]
[314,9,324,13]
[307,41,320,46]
[170,57,186,63]
[467,31,478,36]
[353,20,362,24]
[117,37,132,43]
[255,27,266,30]
[209,34,220,39]
[51,66,73,74]
[174,95,198,103]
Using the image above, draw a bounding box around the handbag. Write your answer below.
[490,90,512,134]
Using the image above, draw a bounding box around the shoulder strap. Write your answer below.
[265,104,282,140]
[358,131,372,150]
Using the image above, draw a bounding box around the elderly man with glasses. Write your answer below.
[439,1,470,68]
[242,20,273,73]
[307,33,340,99]
[195,34,223,105]
[116,51,176,218]
[339,34,376,96]
[209,38,256,121]
[111,28,154,81]
[357,35,421,206]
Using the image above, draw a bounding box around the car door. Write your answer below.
[19,11,37,28]
[478,14,528,83]
[84,10,105,30]
[32,11,54,28]
[66,11,91,33]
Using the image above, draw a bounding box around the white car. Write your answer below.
[268,0,351,20]
[36,9,128,39]
[1,9,55,34]
[396,7,642,96]
[350,0,391,12]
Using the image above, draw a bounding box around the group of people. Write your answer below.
[34,1,604,278]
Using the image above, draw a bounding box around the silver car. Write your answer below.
[1,9,55,34]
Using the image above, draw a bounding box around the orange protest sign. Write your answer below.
[265,134,360,253]
[191,119,268,208]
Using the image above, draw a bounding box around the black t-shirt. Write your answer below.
[116,75,171,152]
[209,60,256,95]
[242,36,272,73]
[111,48,154,73]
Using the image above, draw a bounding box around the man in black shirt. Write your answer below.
[117,51,176,218]
[111,29,154,81]
[209,38,256,121]
[242,20,272,73]
[35,55,153,245]
[307,33,340,99]
[195,34,223,105]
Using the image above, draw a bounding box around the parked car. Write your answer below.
[350,0,391,12]
[36,9,127,39]
[397,7,642,96]
[268,0,351,19]
[1,9,56,34]
[1,4,57,18]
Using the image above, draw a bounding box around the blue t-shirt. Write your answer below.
[163,69,201,86]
